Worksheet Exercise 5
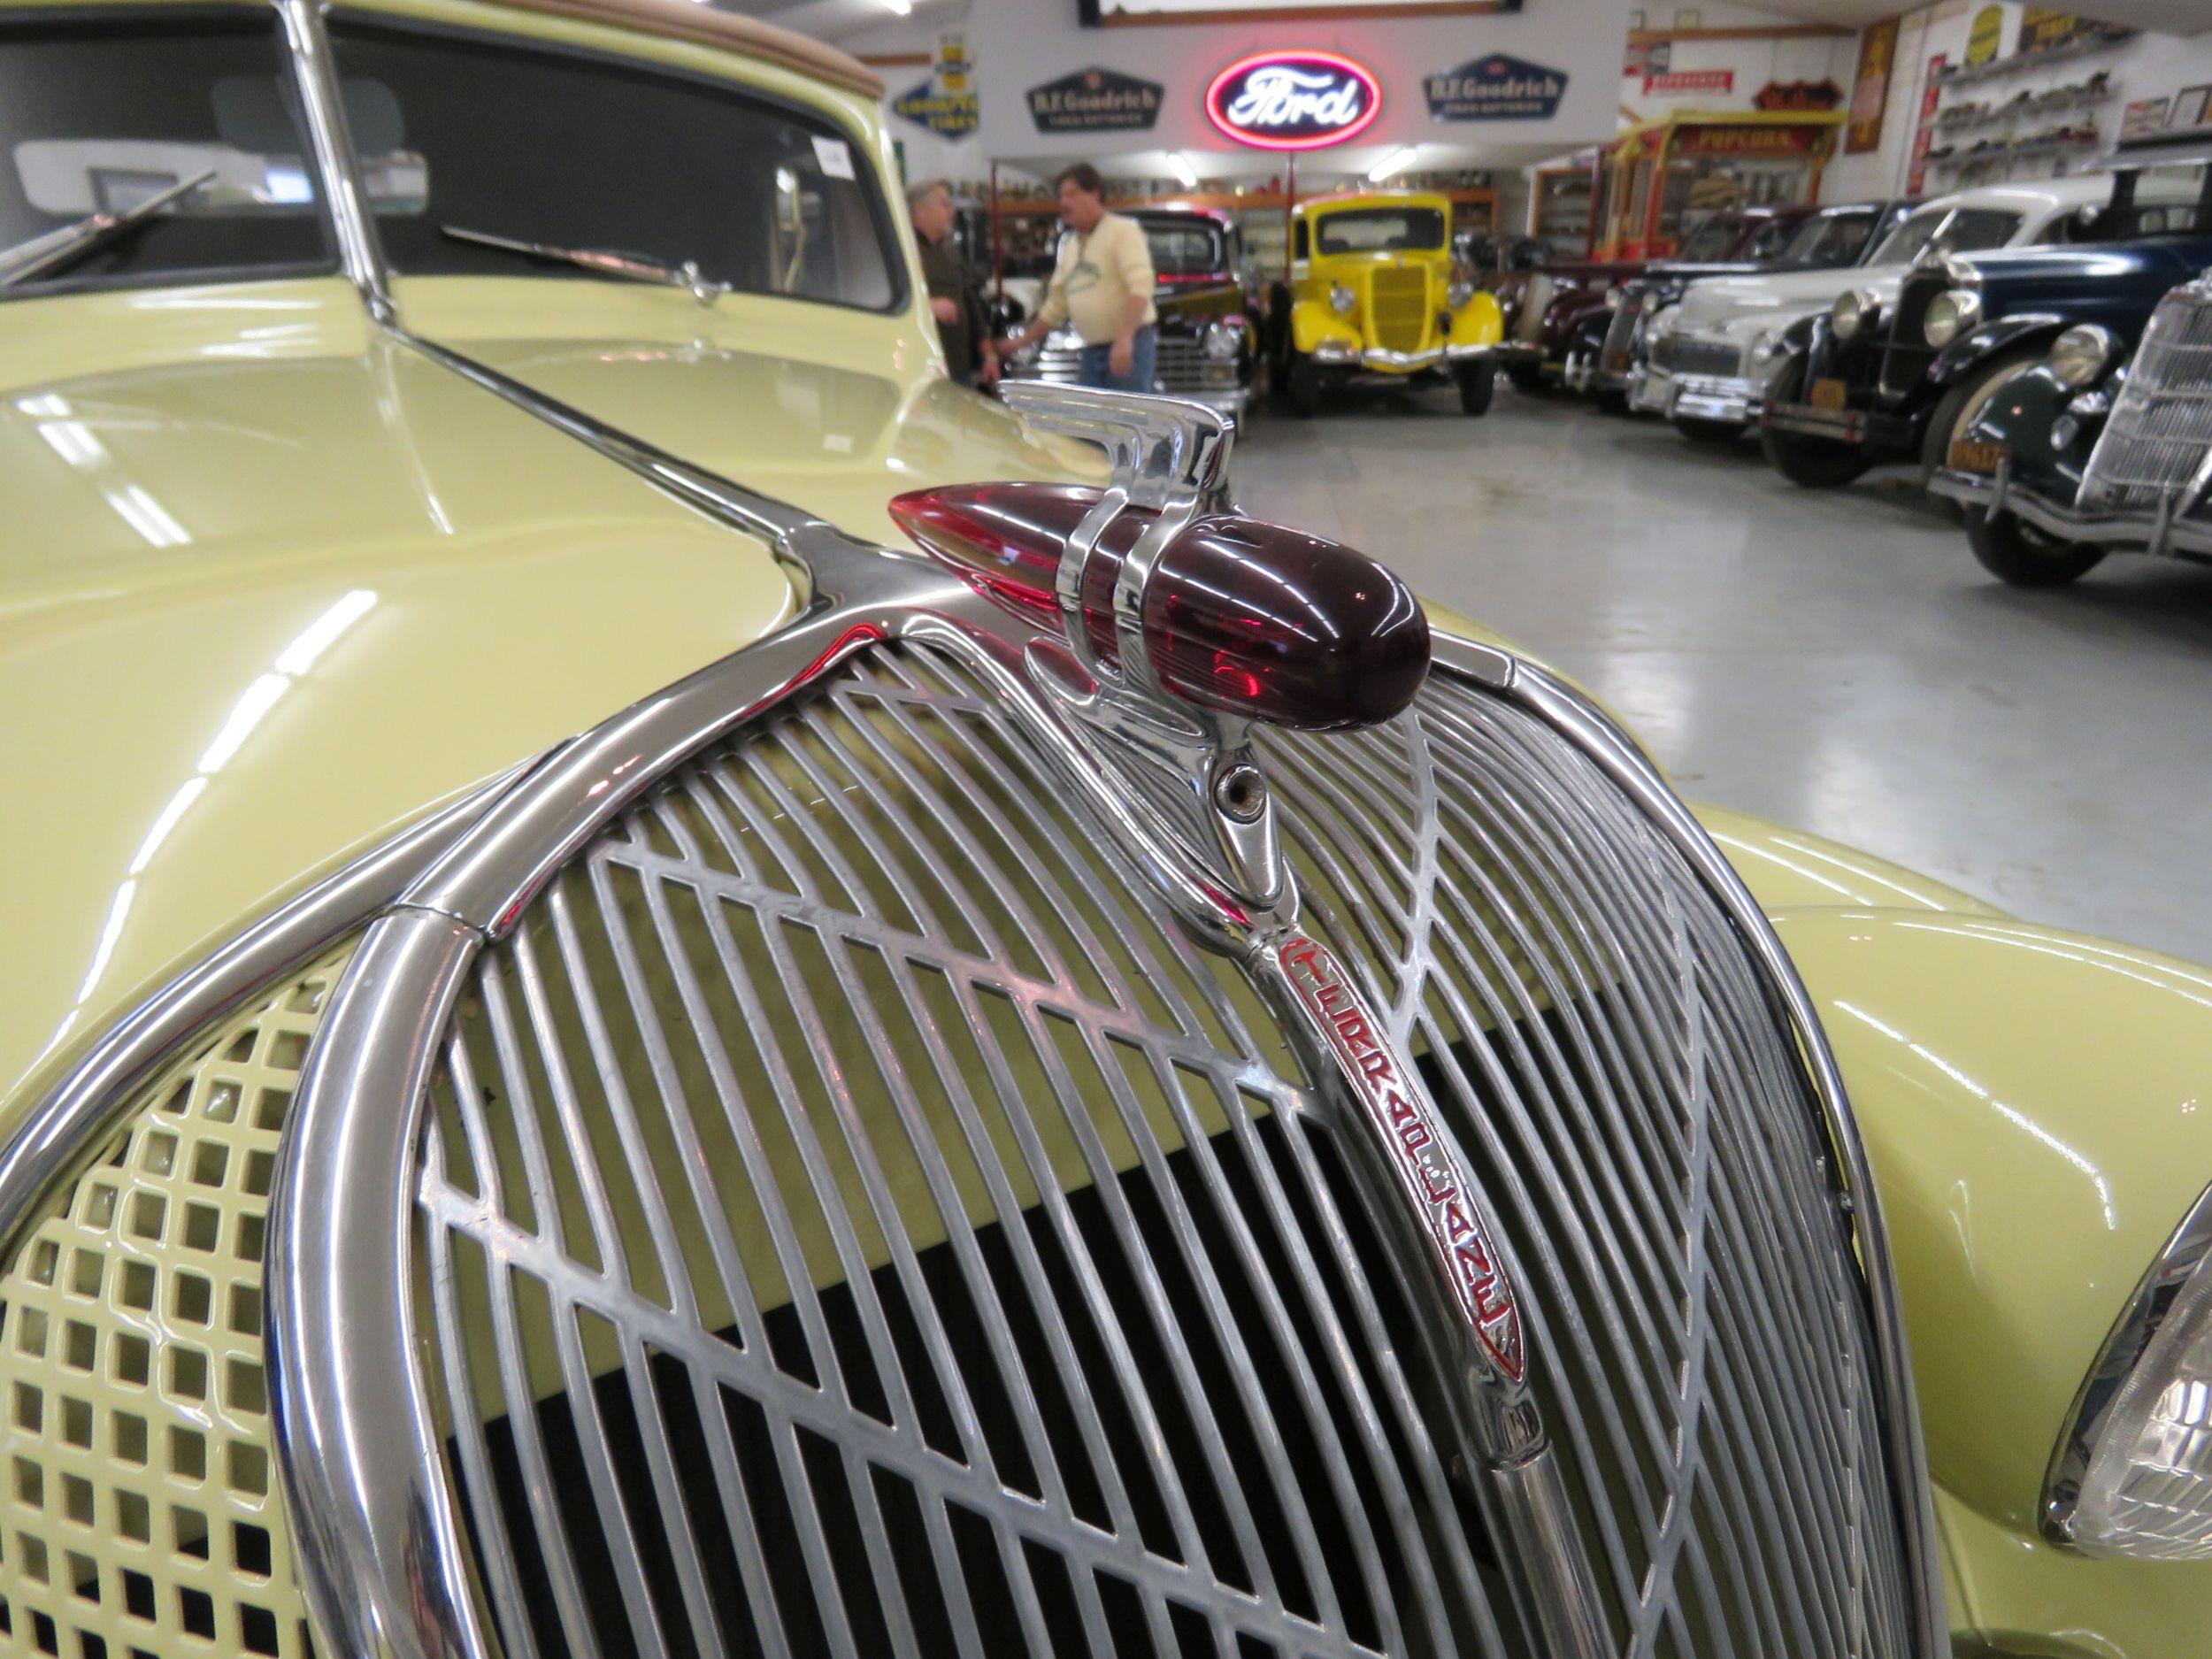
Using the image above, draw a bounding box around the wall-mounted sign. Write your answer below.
[1754,78,1843,111]
[1203,50,1380,150]
[893,79,979,140]
[1027,66,1164,133]
[1426,54,1568,121]
[1906,51,1946,194]
[1845,14,1899,155]
[1643,69,1732,97]
[2120,96,2170,141]
[2019,8,2133,57]
[1672,121,1825,157]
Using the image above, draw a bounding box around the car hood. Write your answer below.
[1675,263,1909,333]
[1958,239,2210,296]
[0,273,1078,1110]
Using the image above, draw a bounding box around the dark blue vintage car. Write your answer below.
[1571,199,1916,411]
[1758,155,2212,488]
[1929,267,2212,583]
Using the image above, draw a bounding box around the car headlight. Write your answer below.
[1330,282,1356,316]
[1749,328,1780,365]
[1832,288,1879,342]
[1923,286,1983,348]
[2049,323,2116,388]
[1202,317,1247,362]
[2052,1186,2212,1557]
[1448,274,1476,310]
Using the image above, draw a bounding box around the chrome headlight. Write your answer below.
[1832,288,1879,342]
[1202,317,1247,362]
[2049,323,2116,388]
[1329,282,1356,316]
[1448,274,1476,310]
[2053,1186,2212,1558]
[1924,287,1983,348]
[1605,287,1624,311]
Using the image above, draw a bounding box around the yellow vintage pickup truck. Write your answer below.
[2,3,2209,1657]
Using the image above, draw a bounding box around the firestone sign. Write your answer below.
[1027,65,1164,133]
[1204,50,1381,150]
[1425,53,1569,122]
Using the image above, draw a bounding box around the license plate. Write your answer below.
[1948,438,2005,475]
[1809,376,1848,411]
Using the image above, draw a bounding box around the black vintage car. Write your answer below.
[1930,267,2212,583]
[1760,155,2212,488]
[1005,206,1256,414]
[1575,199,1916,411]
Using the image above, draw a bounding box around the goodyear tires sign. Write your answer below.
[894,81,979,140]
[1425,54,1568,121]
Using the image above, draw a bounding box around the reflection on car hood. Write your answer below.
[1675,263,1913,333]
[0,273,1078,1117]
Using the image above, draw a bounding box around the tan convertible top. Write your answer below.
[479,0,885,100]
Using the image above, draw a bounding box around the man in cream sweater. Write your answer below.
[1002,163,1158,393]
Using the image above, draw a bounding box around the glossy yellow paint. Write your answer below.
[1286,190,1502,372]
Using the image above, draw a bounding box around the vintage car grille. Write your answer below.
[2081,278,2212,515]
[1649,332,1742,380]
[1879,269,1946,399]
[0,951,354,1659]
[1599,290,1646,375]
[388,641,1913,1659]
[1367,265,1429,356]
[1010,333,1229,400]
[1514,273,1553,344]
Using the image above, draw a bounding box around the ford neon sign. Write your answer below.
[1204,50,1381,150]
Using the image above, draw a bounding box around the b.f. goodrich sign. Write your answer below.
[1027,66,1164,134]
[1425,53,1568,121]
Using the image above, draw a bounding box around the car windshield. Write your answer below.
[327,17,901,311]
[0,12,333,296]
[1777,207,1874,267]
[1676,216,1744,262]
[1139,218,1226,279]
[1314,206,1444,255]
[1867,204,2021,265]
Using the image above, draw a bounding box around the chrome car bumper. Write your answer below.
[1634,366,1760,425]
[1313,341,1491,373]
[1932,462,2212,561]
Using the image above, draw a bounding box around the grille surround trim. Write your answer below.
[267,541,1946,1659]
[2079,276,2212,518]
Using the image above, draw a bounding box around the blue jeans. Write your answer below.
[1077,325,1157,393]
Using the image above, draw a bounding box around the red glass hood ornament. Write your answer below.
[889,481,1429,733]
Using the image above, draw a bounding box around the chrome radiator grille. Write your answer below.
[2081,280,2212,515]
[1368,266,1430,354]
[1514,274,1554,344]
[1010,333,1228,399]
[398,642,1911,1659]
[1649,333,1741,380]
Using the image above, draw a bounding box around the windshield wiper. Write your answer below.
[0,168,218,290]
[442,225,727,306]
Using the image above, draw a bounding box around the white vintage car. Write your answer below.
[1632,173,2184,442]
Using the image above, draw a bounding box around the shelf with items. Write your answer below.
[1924,127,2103,181]
[1937,73,2114,133]
[1932,30,2135,89]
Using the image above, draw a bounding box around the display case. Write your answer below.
[1532,165,1594,256]
[1594,110,1845,261]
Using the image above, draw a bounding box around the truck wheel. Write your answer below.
[1455,360,1495,416]
[1758,359,1871,486]
[1288,355,1324,419]
[1506,362,1546,393]
[1965,507,2105,588]
[1674,415,1747,447]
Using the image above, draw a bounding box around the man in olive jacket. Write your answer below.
[1001,162,1157,393]
[910,179,996,388]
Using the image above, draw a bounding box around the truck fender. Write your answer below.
[1290,298,1359,357]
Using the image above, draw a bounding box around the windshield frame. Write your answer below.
[1866,204,2024,266]
[0,2,344,304]
[1310,204,1447,257]
[1131,211,1229,280]
[323,8,910,318]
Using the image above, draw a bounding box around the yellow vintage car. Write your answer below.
[2,4,2210,1659]
[1275,189,1505,417]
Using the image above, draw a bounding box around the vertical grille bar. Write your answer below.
[2081,280,2212,514]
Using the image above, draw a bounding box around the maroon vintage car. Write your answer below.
[1488,204,1817,391]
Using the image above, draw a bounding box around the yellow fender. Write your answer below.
[1770,903,2212,1656]
[1448,289,1504,350]
[1290,297,1360,357]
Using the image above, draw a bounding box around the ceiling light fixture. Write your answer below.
[1367,146,1418,184]
[1167,151,1199,190]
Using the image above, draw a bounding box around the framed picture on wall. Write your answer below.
[2121,97,2170,141]
[2169,86,2212,132]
